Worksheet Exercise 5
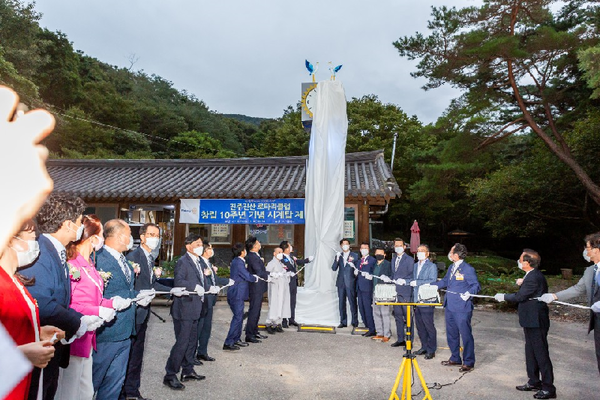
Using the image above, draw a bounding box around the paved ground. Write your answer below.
[139,301,597,400]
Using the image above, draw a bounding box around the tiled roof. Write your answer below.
[47,150,401,203]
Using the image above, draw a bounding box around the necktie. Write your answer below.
[60,249,68,279]
[395,257,400,272]
[196,259,205,285]
[594,266,599,296]
[147,254,154,284]
[120,254,131,284]
[208,261,215,286]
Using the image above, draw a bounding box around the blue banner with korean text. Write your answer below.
[179,199,305,224]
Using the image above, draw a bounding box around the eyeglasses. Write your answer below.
[144,233,160,238]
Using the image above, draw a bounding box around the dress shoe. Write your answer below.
[266,326,276,335]
[337,323,347,328]
[351,323,358,328]
[441,360,461,366]
[390,341,406,347]
[193,359,204,366]
[245,336,261,343]
[126,397,151,400]
[362,331,376,337]
[198,354,215,362]
[381,337,391,343]
[371,335,384,340]
[234,340,249,347]
[222,344,240,351]
[256,333,268,339]
[163,376,185,390]
[276,325,284,333]
[282,320,289,328]
[289,320,299,327]
[516,383,542,392]
[180,371,206,382]
[459,365,474,372]
[424,353,435,360]
[414,348,427,355]
[533,390,557,399]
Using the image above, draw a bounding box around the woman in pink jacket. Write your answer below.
[55,215,131,400]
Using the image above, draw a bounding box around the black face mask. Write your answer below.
[375,254,385,261]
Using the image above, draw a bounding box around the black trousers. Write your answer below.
[122,319,148,398]
[594,314,600,375]
[289,277,298,322]
[197,304,214,356]
[165,318,198,378]
[524,326,555,393]
[337,284,358,326]
[245,289,263,337]
[414,306,437,354]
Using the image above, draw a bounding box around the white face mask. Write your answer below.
[68,221,84,241]
[583,249,591,263]
[395,247,404,254]
[126,235,134,251]
[276,253,283,260]
[12,238,40,267]
[92,235,104,252]
[193,246,204,257]
[517,260,523,270]
[417,252,426,261]
[145,237,160,250]
[341,244,350,252]
[360,249,369,257]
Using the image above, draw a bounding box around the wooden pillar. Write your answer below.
[294,224,305,257]
[358,202,370,245]
[173,200,187,258]
[231,224,246,245]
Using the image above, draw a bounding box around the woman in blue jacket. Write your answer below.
[223,243,258,350]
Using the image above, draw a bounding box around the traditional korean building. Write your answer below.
[47,149,401,263]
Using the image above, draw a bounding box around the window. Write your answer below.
[246,224,294,245]
[344,206,357,244]
[187,224,232,244]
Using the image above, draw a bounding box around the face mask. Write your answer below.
[92,235,104,252]
[12,238,40,267]
[448,252,454,262]
[145,237,160,250]
[342,244,350,252]
[289,247,294,254]
[375,254,385,261]
[395,247,404,254]
[276,253,283,260]
[417,252,426,261]
[360,249,369,257]
[517,260,523,270]
[193,246,204,257]
[126,235,134,251]
[68,221,84,241]
[583,249,591,263]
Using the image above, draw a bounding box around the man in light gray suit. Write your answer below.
[541,232,600,375]
[410,244,438,359]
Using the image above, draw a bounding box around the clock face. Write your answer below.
[302,84,318,118]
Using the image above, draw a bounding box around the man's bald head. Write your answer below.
[104,219,131,253]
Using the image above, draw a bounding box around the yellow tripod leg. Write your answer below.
[389,358,408,400]
[413,359,433,400]
[403,359,412,399]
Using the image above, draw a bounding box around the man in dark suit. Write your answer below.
[196,242,232,362]
[163,233,207,390]
[495,249,555,399]
[94,220,144,400]
[542,231,600,377]
[432,243,480,372]
[280,240,312,328]
[390,238,414,347]
[331,238,359,328]
[122,223,172,400]
[356,242,377,336]
[410,244,438,359]
[244,236,270,343]
[23,194,103,400]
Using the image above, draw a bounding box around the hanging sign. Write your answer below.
[180,199,305,224]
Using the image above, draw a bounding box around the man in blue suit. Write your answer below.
[356,242,376,336]
[244,236,270,343]
[94,219,144,400]
[331,238,359,328]
[122,223,172,400]
[280,240,312,328]
[163,233,207,390]
[23,194,102,400]
[390,238,414,348]
[432,243,480,372]
[410,244,438,359]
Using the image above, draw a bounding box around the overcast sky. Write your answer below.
[32,0,478,123]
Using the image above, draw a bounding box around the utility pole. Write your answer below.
[390,132,398,170]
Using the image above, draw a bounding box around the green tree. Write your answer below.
[167,130,236,159]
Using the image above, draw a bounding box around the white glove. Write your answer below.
[228,278,235,286]
[494,293,505,302]
[460,292,471,301]
[195,284,205,296]
[348,262,355,269]
[99,307,116,322]
[394,278,406,285]
[308,256,314,262]
[515,278,524,286]
[270,272,280,278]
[361,271,367,277]
[266,276,274,283]
[208,286,220,294]
[139,289,155,297]
[353,268,359,276]
[380,275,392,283]
[364,273,373,280]
[336,252,341,261]
[111,296,132,311]
[136,296,153,307]
[252,274,260,282]
[592,301,600,313]
[539,293,555,304]
[82,315,104,332]
[170,287,190,297]
[409,280,417,287]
